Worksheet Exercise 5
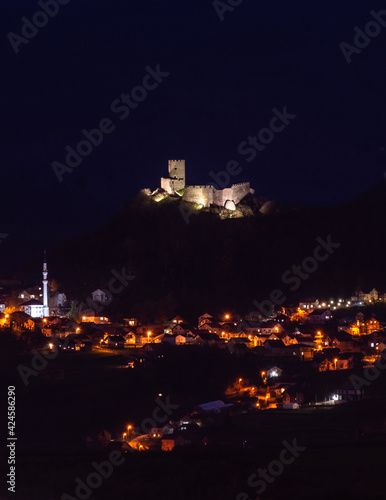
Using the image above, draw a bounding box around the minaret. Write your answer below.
[42,251,49,317]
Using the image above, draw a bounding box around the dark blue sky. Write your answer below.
[1,0,386,269]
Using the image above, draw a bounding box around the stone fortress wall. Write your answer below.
[212,182,252,207]
[161,160,253,210]
[182,185,213,207]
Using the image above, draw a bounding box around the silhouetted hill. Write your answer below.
[49,183,386,322]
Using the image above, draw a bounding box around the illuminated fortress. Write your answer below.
[161,160,253,210]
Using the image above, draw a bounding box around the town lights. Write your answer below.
[334,358,338,370]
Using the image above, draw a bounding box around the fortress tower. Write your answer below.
[159,159,253,209]
[161,159,186,194]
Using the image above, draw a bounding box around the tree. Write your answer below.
[68,301,80,321]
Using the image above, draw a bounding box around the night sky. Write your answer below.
[1,0,386,269]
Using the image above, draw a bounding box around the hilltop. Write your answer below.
[48,182,386,322]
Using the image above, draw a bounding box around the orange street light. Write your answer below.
[334,358,338,370]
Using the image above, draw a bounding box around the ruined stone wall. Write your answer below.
[161,177,172,194]
[182,185,213,207]
[212,182,251,207]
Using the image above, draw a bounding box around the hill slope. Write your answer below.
[49,184,386,322]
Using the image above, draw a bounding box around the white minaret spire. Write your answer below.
[42,250,49,317]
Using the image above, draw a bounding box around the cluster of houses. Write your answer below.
[1,282,386,369]
[86,400,237,453]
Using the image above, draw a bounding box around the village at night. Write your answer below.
[2,1,386,499]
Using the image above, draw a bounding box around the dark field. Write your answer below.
[3,347,386,500]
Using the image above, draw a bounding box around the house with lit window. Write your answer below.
[281,334,298,346]
[169,315,185,325]
[336,386,365,401]
[307,308,332,324]
[103,335,126,348]
[330,331,356,352]
[260,320,286,335]
[172,323,193,336]
[199,322,223,335]
[20,299,44,318]
[335,353,355,370]
[299,297,319,311]
[81,311,110,324]
[365,317,381,335]
[364,288,379,303]
[162,333,187,345]
[267,366,283,378]
[198,313,213,327]
[194,332,220,346]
